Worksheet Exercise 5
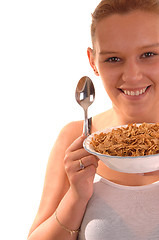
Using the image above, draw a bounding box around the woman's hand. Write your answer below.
[64,134,99,203]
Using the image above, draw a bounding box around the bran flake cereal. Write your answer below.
[90,123,159,157]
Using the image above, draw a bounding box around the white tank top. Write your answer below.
[78,174,159,240]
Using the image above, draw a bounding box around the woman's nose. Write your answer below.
[122,60,143,83]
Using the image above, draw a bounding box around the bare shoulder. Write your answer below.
[59,120,84,140]
[28,120,83,235]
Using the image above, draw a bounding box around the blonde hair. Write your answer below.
[91,0,159,48]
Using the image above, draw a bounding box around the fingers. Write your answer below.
[65,154,99,174]
[77,155,99,170]
[64,134,99,176]
[64,134,99,202]
[66,134,87,153]
[65,148,91,163]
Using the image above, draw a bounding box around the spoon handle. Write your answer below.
[83,110,92,136]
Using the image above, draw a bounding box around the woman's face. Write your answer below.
[88,10,159,123]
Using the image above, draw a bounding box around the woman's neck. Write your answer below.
[112,106,159,125]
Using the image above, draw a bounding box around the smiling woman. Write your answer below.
[26,1,159,240]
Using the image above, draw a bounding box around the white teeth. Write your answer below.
[123,87,147,96]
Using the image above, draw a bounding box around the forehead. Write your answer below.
[95,10,159,52]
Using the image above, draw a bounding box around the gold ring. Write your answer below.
[79,159,85,170]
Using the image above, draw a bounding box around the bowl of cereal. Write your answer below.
[83,123,159,173]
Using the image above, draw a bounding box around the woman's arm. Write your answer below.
[28,187,87,240]
[27,121,98,240]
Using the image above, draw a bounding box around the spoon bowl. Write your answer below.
[75,76,95,136]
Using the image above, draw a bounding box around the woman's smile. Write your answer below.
[119,86,151,98]
[121,87,148,96]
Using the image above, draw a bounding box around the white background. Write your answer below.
[0,1,112,239]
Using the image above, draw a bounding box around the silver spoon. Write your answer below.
[75,76,95,136]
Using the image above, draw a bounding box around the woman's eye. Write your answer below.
[142,52,157,58]
[105,57,120,62]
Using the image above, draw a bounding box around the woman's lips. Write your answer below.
[120,86,150,96]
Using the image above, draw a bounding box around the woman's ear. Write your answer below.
[87,47,99,76]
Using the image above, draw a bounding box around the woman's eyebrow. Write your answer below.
[99,43,159,55]
[140,43,159,49]
[99,51,119,55]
